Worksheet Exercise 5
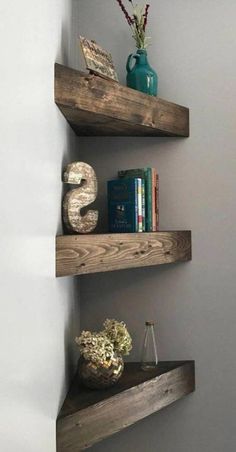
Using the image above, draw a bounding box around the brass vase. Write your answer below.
[78,355,124,389]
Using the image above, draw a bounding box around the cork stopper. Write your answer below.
[145,321,155,326]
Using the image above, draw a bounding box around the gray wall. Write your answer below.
[0,1,80,451]
[77,1,236,451]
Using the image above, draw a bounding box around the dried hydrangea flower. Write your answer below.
[75,319,132,367]
[103,319,132,355]
[75,331,114,366]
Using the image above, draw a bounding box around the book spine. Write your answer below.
[134,178,139,232]
[156,173,159,231]
[151,168,157,232]
[137,178,143,232]
[145,168,152,232]
[141,179,145,232]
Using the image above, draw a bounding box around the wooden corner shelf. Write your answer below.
[56,231,192,277]
[55,63,189,137]
[57,361,195,451]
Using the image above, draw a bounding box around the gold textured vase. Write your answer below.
[78,355,124,389]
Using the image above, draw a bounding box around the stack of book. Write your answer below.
[107,167,159,233]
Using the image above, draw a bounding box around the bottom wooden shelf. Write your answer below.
[57,361,195,451]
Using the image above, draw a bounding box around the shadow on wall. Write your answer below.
[77,136,188,233]
[57,0,79,69]
[56,0,81,414]
[79,261,192,362]
[57,277,80,411]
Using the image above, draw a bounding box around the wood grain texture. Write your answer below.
[55,63,189,137]
[56,231,192,277]
[57,361,195,451]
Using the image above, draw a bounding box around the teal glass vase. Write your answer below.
[126,49,158,96]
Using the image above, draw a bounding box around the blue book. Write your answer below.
[107,178,138,233]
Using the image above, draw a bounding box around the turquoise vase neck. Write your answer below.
[136,49,148,65]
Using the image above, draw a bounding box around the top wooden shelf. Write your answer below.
[55,63,189,137]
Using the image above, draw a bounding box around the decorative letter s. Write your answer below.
[63,162,98,234]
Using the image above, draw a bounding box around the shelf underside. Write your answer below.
[56,231,192,277]
[57,361,195,451]
[55,64,189,137]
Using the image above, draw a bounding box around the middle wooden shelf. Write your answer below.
[56,230,191,277]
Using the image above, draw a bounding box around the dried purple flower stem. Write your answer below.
[143,4,150,31]
[116,0,151,49]
[116,0,134,26]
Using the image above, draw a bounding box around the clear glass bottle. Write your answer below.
[141,321,158,371]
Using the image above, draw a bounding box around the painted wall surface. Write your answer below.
[0,1,80,451]
[77,1,236,451]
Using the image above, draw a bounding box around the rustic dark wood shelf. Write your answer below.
[55,63,189,137]
[56,231,192,277]
[57,361,195,451]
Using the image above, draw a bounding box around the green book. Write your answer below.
[118,168,152,232]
